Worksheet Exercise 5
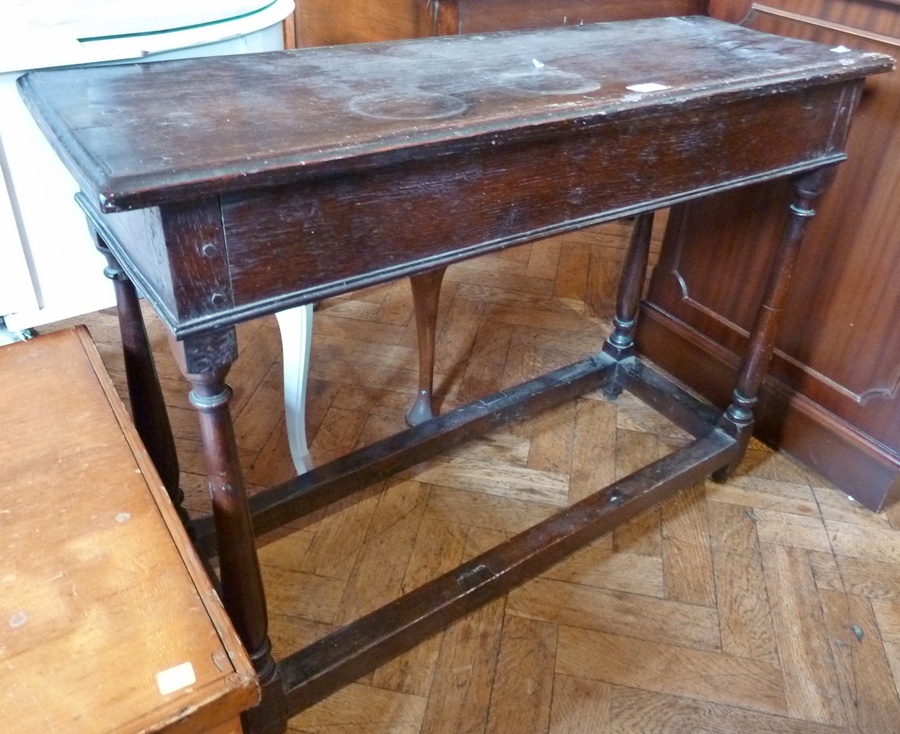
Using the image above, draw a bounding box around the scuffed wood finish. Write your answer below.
[0,327,258,733]
[17,17,890,733]
[636,0,900,511]
[19,18,887,339]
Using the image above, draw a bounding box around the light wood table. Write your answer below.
[0,327,259,733]
[18,17,892,733]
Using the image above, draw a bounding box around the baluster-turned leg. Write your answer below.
[601,212,655,397]
[93,234,184,520]
[406,267,447,426]
[170,329,286,734]
[714,167,834,480]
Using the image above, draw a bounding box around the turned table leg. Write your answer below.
[406,267,447,426]
[602,212,656,397]
[93,234,184,519]
[714,167,835,479]
[171,330,286,734]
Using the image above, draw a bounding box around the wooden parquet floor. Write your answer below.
[56,220,900,733]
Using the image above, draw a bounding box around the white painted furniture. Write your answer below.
[1,0,314,475]
[275,305,314,473]
[0,0,294,329]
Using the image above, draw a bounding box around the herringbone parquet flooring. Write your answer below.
[62,219,900,733]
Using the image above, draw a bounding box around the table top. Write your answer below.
[0,328,258,732]
[18,15,892,213]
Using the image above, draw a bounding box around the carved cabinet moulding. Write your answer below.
[751,2,900,47]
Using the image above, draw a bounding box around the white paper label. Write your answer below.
[626,82,671,93]
[157,662,196,695]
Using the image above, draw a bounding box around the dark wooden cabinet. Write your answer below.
[637,1,900,511]
[285,0,708,47]
[284,0,900,511]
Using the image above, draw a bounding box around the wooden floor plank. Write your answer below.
[820,590,900,732]
[432,288,487,377]
[484,615,557,734]
[541,541,665,598]
[370,516,469,697]
[612,430,663,556]
[414,457,569,507]
[827,520,900,565]
[456,319,514,406]
[712,547,779,663]
[548,675,612,734]
[507,577,721,651]
[568,398,617,505]
[527,400,577,477]
[661,484,716,606]
[287,682,426,734]
[259,565,345,626]
[418,528,508,734]
[554,238,592,301]
[555,626,787,716]
[334,480,430,626]
[760,544,846,726]
[585,244,625,318]
[608,687,844,734]
[423,485,554,537]
[299,484,383,581]
[374,278,417,327]
[52,221,900,732]
[706,499,761,555]
[705,474,820,515]
[755,510,832,553]
[524,235,562,281]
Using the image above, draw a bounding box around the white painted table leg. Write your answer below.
[275,304,313,474]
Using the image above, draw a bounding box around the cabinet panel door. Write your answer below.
[293,0,431,47]
[290,0,709,47]
[455,0,706,33]
[639,0,900,508]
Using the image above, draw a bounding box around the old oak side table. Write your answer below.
[18,16,892,733]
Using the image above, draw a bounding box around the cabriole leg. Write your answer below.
[407,267,447,426]
[275,304,314,475]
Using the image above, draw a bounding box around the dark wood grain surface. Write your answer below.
[636,0,900,510]
[18,17,892,344]
[19,16,889,212]
[17,18,892,730]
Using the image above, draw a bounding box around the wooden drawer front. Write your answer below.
[220,84,852,316]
